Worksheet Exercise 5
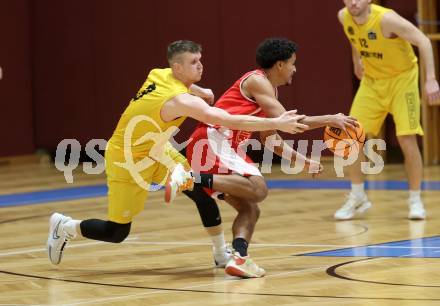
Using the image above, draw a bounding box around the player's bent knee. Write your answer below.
[108,221,131,243]
[251,182,268,203]
[183,187,222,228]
[254,187,268,202]
[110,228,130,243]
[242,177,268,203]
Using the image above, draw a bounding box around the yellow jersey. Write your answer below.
[108,68,188,156]
[342,4,417,79]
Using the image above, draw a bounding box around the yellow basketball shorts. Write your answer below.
[105,142,189,224]
[349,66,424,137]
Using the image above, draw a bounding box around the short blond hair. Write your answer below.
[167,40,202,64]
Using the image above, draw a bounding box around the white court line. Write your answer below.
[2,239,440,258]
[0,237,139,257]
[124,241,440,249]
[68,252,433,306]
[399,254,417,257]
[2,239,432,305]
[62,264,330,306]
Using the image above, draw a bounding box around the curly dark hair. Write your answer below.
[167,40,202,64]
[256,38,298,69]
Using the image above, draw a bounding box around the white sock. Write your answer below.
[409,190,421,201]
[63,220,81,238]
[351,183,365,198]
[211,232,226,253]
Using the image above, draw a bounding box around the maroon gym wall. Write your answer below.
[0,0,33,156]
[30,0,353,152]
[1,0,418,157]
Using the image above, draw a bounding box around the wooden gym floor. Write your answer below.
[1,158,440,305]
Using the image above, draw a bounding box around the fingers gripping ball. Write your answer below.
[324,123,365,158]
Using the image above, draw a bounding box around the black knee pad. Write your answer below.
[80,219,131,243]
[183,186,222,227]
[106,221,131,243]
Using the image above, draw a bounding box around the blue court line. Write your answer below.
[266,180,440,190]
[0,185,108,207]
[299,236,440,258]
[0,179,439,208]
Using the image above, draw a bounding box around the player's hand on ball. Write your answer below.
[329,113,358,131]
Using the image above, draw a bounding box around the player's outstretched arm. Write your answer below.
[161,93,308,134]
[299,113,358,131]
[242,74,357,132]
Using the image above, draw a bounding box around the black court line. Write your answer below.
[1,270,440,301]
[327,257,440,288]
[2,210,438,300]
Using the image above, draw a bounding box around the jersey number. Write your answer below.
[134,83,156,101]
[359,38,369,48]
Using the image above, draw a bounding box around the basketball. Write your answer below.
[323,123,365,157]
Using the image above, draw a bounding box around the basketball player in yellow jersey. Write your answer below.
[334,0,440,221]
[46,40,309,266]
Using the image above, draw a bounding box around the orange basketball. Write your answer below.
[323,123,365,158]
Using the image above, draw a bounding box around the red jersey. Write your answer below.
[197,69,270,146]
[186,70,272,183]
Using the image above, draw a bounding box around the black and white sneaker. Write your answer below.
[46,213,73,265]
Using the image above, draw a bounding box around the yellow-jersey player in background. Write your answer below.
[46,40,310,267]
[334,0,440,221]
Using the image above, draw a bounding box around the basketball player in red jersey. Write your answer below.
[175,38,357,278]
